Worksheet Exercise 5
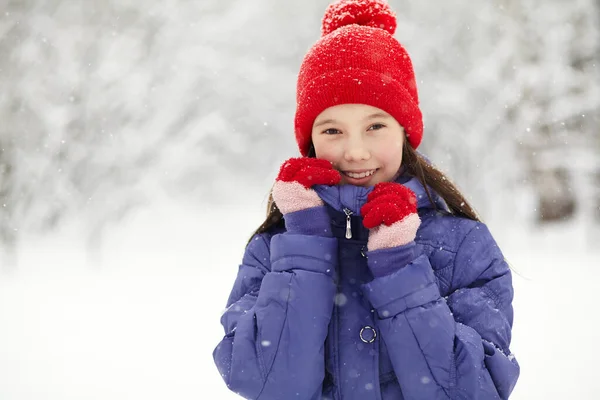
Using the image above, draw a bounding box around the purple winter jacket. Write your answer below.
[213,174,520,399]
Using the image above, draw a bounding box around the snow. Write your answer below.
[0,2,598,397]
[1,200,598,399]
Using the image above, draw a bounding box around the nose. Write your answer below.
[344,137,371,162]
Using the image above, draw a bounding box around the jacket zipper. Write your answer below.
[333,265,342,400]
[343,208,353,239]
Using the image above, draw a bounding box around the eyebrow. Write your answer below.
[313,112,390,128]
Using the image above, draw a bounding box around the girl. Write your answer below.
[213,0,520,399]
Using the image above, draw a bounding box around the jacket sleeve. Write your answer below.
[361,222,520,400]
[213,232,337,400]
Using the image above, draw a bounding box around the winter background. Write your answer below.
[0,0,599,399]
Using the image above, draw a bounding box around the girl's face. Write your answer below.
[311,104,405,187]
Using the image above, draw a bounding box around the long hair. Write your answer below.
[248,141,480,244]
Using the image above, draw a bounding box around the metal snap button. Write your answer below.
[359,326,377,343]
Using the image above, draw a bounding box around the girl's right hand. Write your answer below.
[272,157,341,215]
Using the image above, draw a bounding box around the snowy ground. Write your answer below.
[0,200,598,399]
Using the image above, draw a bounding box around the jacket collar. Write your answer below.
[313,171,449,215]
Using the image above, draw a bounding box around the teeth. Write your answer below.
[345,170,376,179]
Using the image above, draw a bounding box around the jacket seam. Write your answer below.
[451,223,506,311]
[255,273,294,400]
[372,281,438,313]
[450,224,481,290]
[379,371,397,385]
[403,309,454,399]
[271,253,335,268]
[417,242,456,294]
[255,317,267,381]
[418,241,459,254]
[481,284,502,310]
[244,234,273,275]
[332,295,342,400]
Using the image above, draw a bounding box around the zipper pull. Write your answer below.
[343,208,353,239]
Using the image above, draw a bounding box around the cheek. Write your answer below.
[313,140,340,162]
[385,135,404,153]
[374,139,402,164]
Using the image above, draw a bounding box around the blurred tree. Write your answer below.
[501,0,599,225]
[395,0,598,225]
[0,0,598,264]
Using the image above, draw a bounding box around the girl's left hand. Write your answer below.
[360,182,421,251]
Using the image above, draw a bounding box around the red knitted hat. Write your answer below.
[294,0,423,156]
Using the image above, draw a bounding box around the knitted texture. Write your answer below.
[272,157,341,214]
[322,0,397,36]
[294,0,423,156]
[360,182,420,250]
[367,214,420,250]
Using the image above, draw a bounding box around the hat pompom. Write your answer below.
[321,0,397,36]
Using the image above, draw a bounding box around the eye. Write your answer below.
[368,123,386,131]
[322,128,341,135]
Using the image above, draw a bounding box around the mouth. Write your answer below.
[341,168,379,184]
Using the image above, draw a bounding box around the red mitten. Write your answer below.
[360,182,421,250]
[272,157,341,214]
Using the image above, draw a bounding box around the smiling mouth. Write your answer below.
[342,169,378,179]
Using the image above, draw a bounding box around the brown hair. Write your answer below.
[248,141,480,244]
